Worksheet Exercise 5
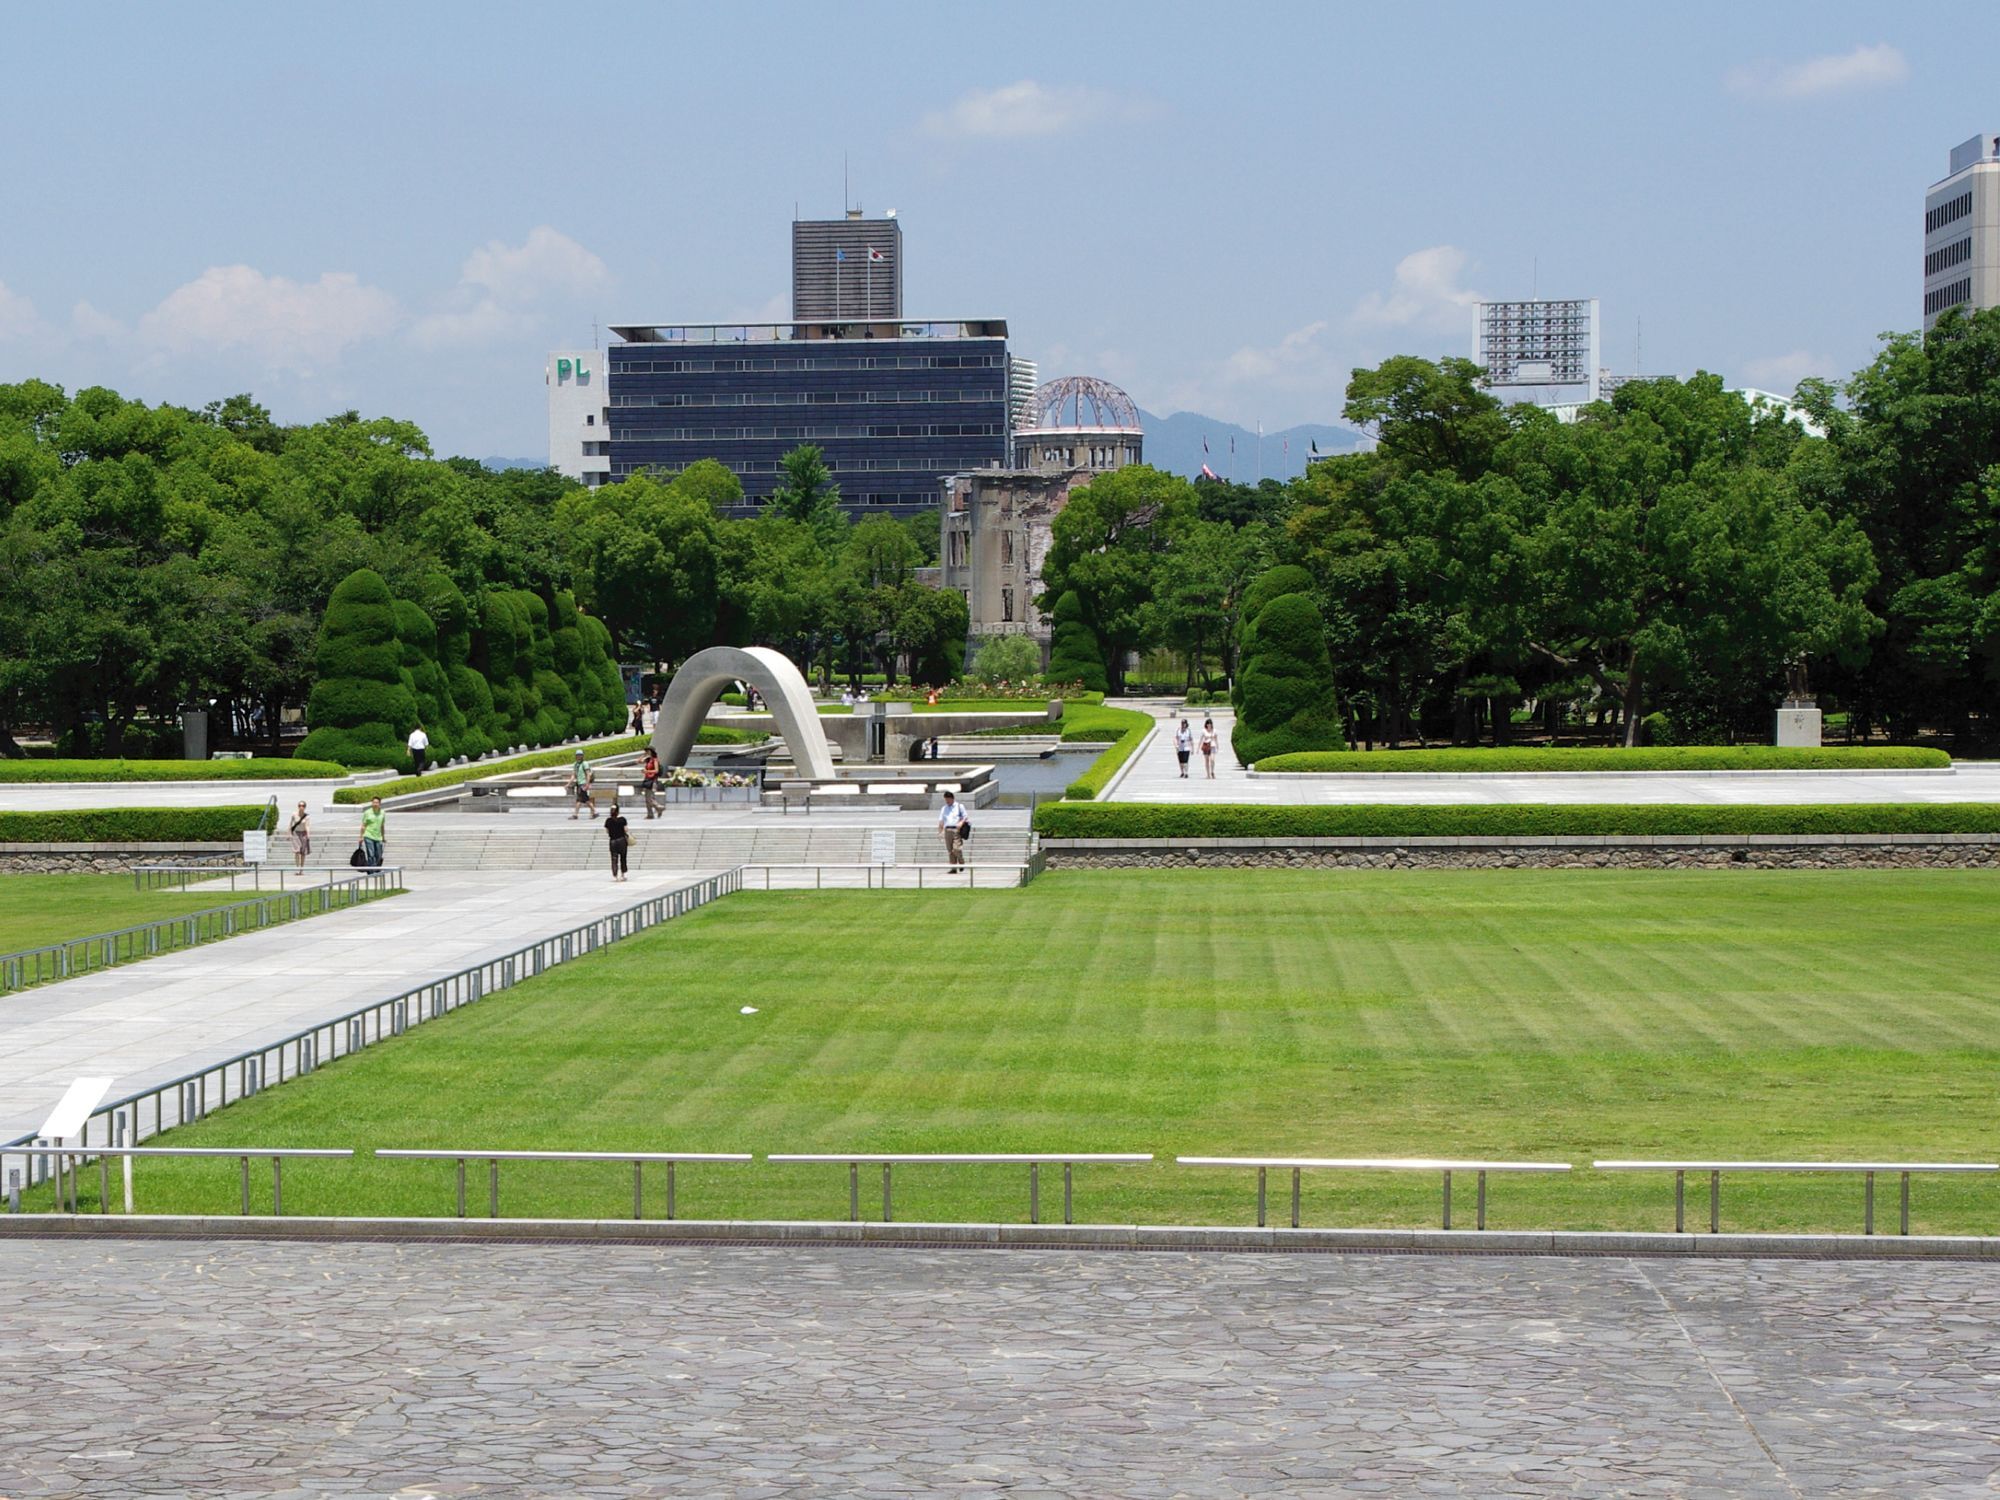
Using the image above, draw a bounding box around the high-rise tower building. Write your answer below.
[1924,134,2000,331]
[791,211,903,321]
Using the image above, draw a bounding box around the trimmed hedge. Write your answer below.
[0,806,269,843]
[298,569,417,771]
[1255,746,1953,773]
[0,759,347,783]
[1033,802,2000,839]
[1046,589,1108,693]
[332,727,763,804]
[1233,591,1344,763]
[1058,706,1154,799]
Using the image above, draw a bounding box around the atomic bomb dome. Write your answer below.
[1012,375,1144,473]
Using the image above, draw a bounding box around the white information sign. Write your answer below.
[870,830,898,865]
[242,828,269,864]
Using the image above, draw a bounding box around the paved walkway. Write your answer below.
[1109,704,2000,805]
[1,1241,1993,1496]
[0,869,716,1143]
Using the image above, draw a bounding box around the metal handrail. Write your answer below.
[1592,1159,2000,1236]
[1,1144,354,1216]
[376,1149,753,1221]
[0,868,405,995]
[0,872,744,1192]
[134,864,403,893]
[767,1152,1155,1225]
[737,863,1030,890]
[1176,1156,1573,1231]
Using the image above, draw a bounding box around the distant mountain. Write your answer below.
[480,456,549,472]
[1138,410,1364,484]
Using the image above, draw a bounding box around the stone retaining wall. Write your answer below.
[1044,840,2000,871]
[0,845,240,875]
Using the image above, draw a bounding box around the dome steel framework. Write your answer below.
[1020,374,1142,433]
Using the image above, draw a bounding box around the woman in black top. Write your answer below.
[605,799,630,882]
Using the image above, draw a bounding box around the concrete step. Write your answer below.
[313,821,1032,872]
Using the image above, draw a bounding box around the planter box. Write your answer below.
[655,786,760,804]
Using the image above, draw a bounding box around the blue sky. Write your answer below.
[0,1,1991,457]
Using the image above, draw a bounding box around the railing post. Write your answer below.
[1476,1170,1487,1231]
[1030,1162,1039,1224]
[1864,1171,1875,1236]
[6,1168,18,1215]
[1675,1170,1685,1233]
[239,1155,250,1216]
[1064,1161,1074,1225]
[1442,1169,1452,1230]
[489,1159,500,1218]
[849,1162,859,1222]
[98,1152,109,1215]
[456,1158,466,1218]
[1291,1167,1301,1229]
[633,1161,643,1220]
[1709,1170,1720,1234]
[1901,1171,1911,1236]
[666,1162,676,1221]
[882,1162,893,1222]
[1256,1166,1267,1228]
[273,1157,283,1216]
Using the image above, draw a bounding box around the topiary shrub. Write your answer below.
[298,569,418,770]
[1231,591,1345,765]
[476,589,541,746]
[1237,565,1313,642]
[519,590,576,743]
[1045,590,1108,693]
[578,612,629,733]
[392,597,463,765]
[423,573,496,760]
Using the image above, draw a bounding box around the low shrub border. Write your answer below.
[1253,746,1951,774]
[1059,707,1154,800]
[333,727,762,805]
[0,758,349,783]
[1033,802,2000,840]
[0,807,269,843]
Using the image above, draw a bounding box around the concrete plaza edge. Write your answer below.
[5,1214,1996,1259]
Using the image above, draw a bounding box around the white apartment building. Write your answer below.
[546,350,610,487]
[1924,134,2000,332]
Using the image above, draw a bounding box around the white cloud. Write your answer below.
[922,80,1147,140]
[1726,43,1908,102]
[0,281,46,343]
[136,266,400,373]
[412,226,608,349]
[1742,351,1834,390]
[69,300,124,341]
[1351,245,1482,334]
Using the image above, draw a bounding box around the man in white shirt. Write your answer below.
[407,724,430,776]
[938,790,968,872]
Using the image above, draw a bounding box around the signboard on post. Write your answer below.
[242,829,269,865]
[870,829,898,866]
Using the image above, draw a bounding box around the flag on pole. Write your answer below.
[1230,436,1236,454]
[835,249,846,262]
[1202,436,1209,454]
[1310,439,1319,456]
[1283,437,1289,457]
[867,248,886,263]
[1200,463,1219,480]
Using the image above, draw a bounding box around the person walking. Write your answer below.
[1174,717,1194,779]
[359,797,386,868]
[1199,717,1219,780]
[640,747,661,819]
[406,723,429,777]
[629,700,648,736]
[568,749,597,820]
[288,800,311,871]
[938,789,968,873]
[605,797,630,882]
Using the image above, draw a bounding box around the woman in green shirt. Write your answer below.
[359,798,386,868]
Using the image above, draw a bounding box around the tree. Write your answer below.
[770,444,845,538]
[1045,590,1107,692]
[297,569,419,769]
[968,633,1041,683]
[1040,465,1193,692]
[887,583,968,686]
[1231,592,1345,764]
[1344,355,1510,480]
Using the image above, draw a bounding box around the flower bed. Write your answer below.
[1253,746,1951,773]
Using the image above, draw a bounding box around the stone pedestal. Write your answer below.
[1775,706,1822,748]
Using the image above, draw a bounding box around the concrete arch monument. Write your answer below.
[650,645,836,781]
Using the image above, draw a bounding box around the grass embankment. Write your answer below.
[1255,746,1951,773]
[1033,802,2000,839]
[0,872,401,965]
[1057,706,1153,799]
[0,758,348,782]
[0,807,268,843]
[0,874,223,951]
[67,869,2000,1233]
[333,728,761,804]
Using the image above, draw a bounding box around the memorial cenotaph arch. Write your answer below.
[649,645,838,781]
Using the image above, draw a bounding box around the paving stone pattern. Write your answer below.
[1,1241,1995,1496]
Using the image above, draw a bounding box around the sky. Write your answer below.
[0,1,1993,459]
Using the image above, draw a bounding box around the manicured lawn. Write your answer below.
[0,874,225,952]
[84,869,2000,1233]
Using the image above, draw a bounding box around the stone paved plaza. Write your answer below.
[1,1240,1995,1496]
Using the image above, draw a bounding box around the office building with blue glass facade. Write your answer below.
[605,319,1010,517]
